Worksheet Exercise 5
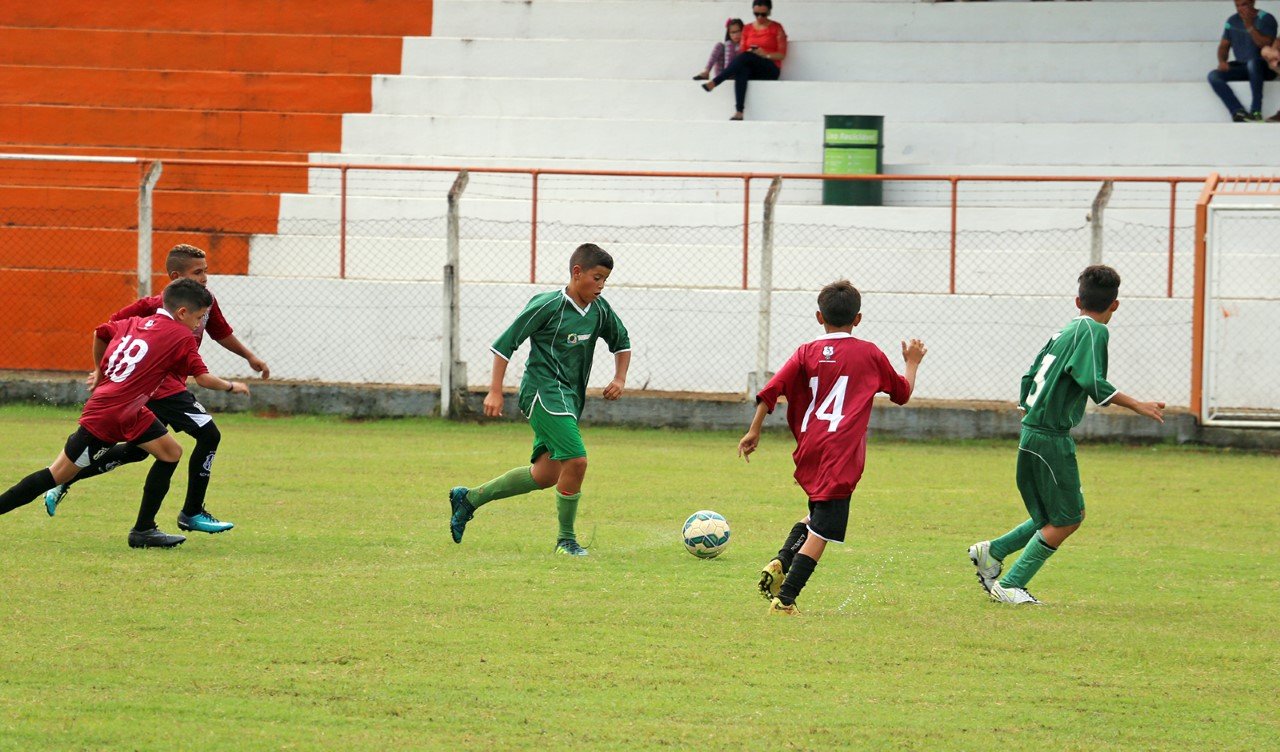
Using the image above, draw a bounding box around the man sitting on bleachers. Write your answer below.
[1207,0,1277,122]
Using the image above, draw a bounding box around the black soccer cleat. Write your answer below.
[128,527,187,549]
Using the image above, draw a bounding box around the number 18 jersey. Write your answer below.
[79,311,210,443]
[756,332,912,500]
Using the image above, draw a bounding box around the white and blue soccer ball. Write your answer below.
[682,510,730,559]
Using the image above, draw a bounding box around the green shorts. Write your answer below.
[1015,427,1085,527]
[529,399,587,463]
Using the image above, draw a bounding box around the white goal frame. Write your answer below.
[1195,196,1280,428]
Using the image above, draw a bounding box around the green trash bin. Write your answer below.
[822,115,883,206]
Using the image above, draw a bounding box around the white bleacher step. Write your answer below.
[430,1,1227,43]
[373,77,1265,124]
[340,113,1280,169]
[403,38,1219,84]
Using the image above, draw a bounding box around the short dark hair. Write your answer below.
[162,277,213,314]
[1078,264,1121,313]
[166,243,207,275]
[818,279,861,327]
[752,0,773,10]
[569,243,613,273]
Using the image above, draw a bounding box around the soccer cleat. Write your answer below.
[989,582,1043,605]
[968,541,1002,593]
[448,486,474,544]
[128,527,186,549]
[758,558,786,600]
[768,597,798,616]
[554,538,589,557]
[177,510,234,534]
[44,485,68,517]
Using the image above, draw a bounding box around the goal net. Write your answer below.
[1197,195,1280,427]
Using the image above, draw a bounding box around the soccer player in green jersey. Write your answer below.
[969,265,1165,604]
[448,243,631,556]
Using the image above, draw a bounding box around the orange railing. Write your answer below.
[149,158,1208,295]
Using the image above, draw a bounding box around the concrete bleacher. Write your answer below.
[0,0,430,371]
[269,0,1266,287]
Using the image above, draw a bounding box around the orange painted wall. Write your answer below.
[0,0,433,371]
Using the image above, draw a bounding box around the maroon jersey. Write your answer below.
[79,312,210,443]
[756,332,912,500]
[112,292,231,399]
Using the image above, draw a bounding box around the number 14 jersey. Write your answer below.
[756,332,912,501]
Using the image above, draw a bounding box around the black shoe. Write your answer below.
[128,527,186,549]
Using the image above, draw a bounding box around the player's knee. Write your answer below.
[561,456,588,478]
[192,422,221,448]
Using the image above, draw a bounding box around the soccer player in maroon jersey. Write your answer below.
[0,279,250,548]
[737,280,926,615]
[45,244,268,535]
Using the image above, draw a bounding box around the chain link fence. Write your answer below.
[0,155,1209,407]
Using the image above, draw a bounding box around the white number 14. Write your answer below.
[800,375,848,433]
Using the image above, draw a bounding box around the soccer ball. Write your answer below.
[682,510,730,559]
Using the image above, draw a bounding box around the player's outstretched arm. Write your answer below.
[1108,392,1165,423]
[901,338,927,395]
[738,401,769,462]
[603,350,631,400]
[194,373,250,396]
[483,354,509,417]
[216,334,270,379]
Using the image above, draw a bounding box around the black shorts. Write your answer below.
[64,421,166,468]
[807,497,851,543]
[148,390,217,434]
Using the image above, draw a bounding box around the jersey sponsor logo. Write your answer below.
[565,331,592,346]
[143,320,156,329]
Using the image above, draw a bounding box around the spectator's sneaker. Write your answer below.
[768,597,799,616]
[44,485,68,517]
[554,538,589,557]
[758,558,786,600]
[1267,110,1280,123]
[989,582,1043,605]
[1233,110,1251,122]
[128,527,186,549]
[1251,111,1265,122]
[177,510,234,534]
[448,487,474,544]
[968,541,1002,593]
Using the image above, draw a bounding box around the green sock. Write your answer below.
[556,491,581,541]
[1000,532,1057,589]
[989,518,1038,561]
[466,466,540,509]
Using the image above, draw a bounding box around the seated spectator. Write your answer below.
[694,19,744,81]
[699,1,787,121]
[1207,0,1277,122]
[1263,39,1280,119]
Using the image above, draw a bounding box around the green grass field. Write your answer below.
[1,404,1277,750]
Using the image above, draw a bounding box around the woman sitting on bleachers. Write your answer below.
[700,0,786,121]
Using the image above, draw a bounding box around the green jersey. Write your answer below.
[1019,316,1118,432]
[491,288,631,419]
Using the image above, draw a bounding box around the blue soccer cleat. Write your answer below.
[177,510,235,534]
[449,487,474,543]
[44,485,68,517]
[554,538,589,557]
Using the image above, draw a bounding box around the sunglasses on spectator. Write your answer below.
[754,11,769,17]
